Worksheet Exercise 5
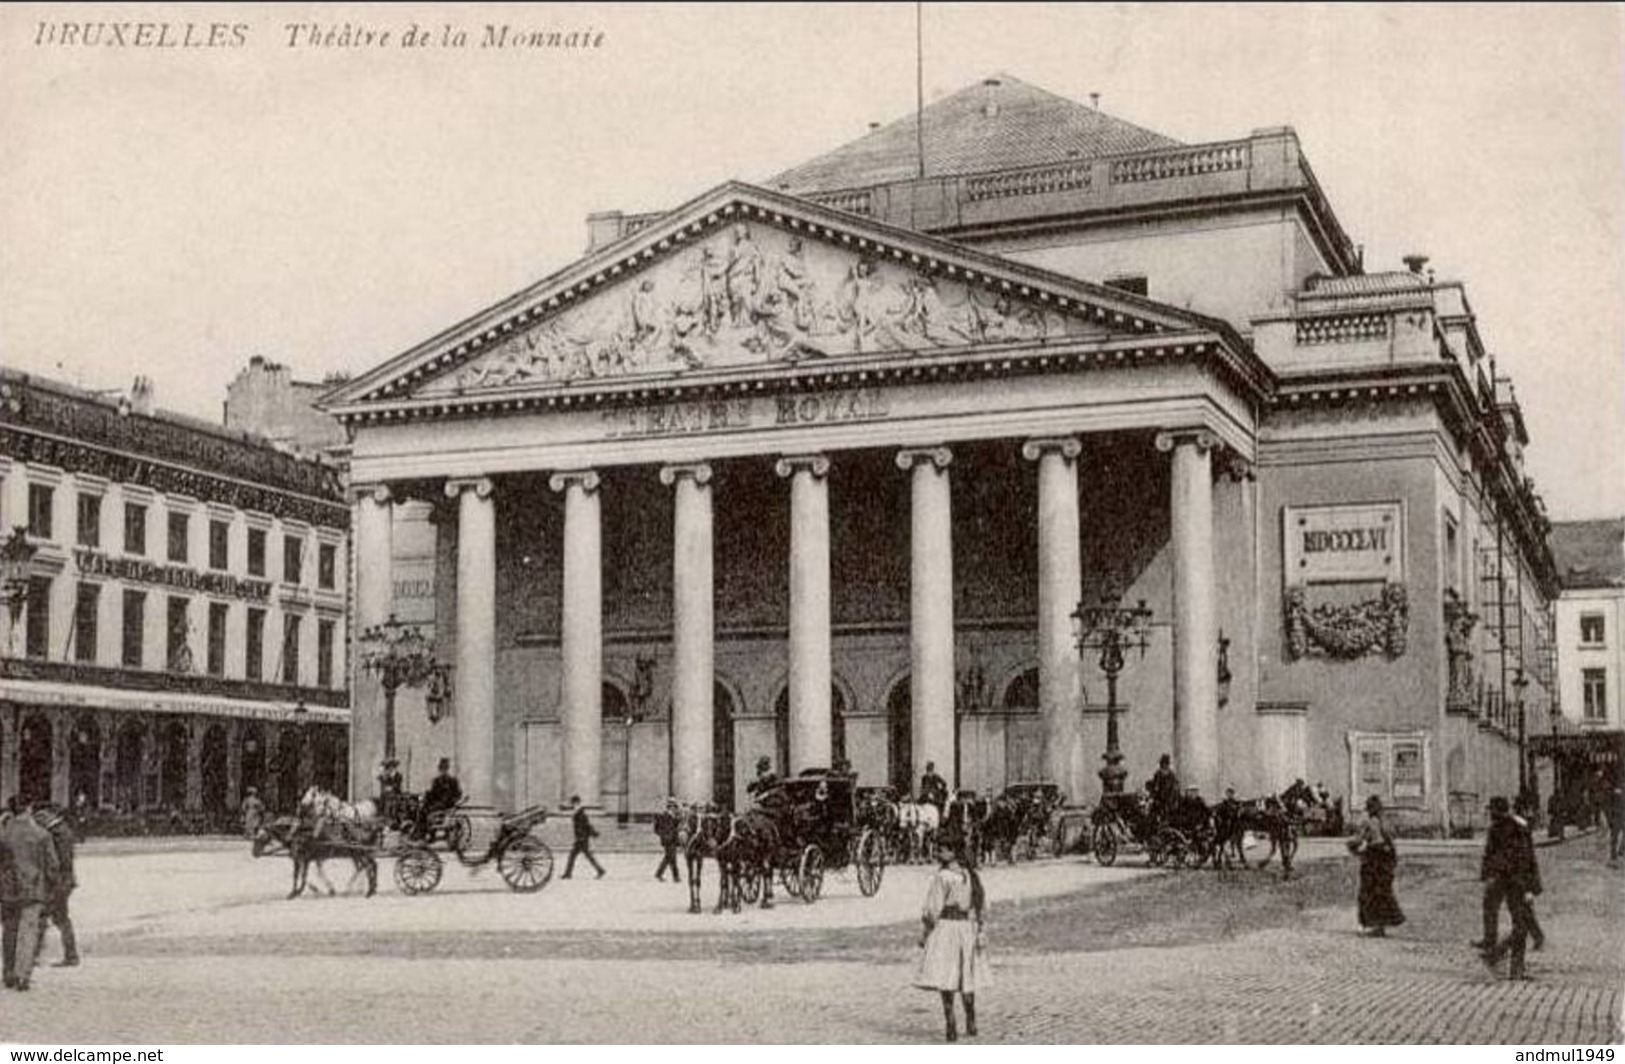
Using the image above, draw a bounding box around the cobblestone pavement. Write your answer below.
[2,830,1619,1043]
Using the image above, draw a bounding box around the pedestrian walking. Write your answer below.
[1480,795,1543,981]
[34,806,78,968]
[561,796,604,879]
[240,787,266,838]
[653,799,682,883]
[1471,798,1546,952]
[1,798,62,992]
[913,838,988,1042]
[1347,794,1404,936]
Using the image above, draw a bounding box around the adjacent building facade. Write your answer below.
[0,370,350,827]
[1543,519,1625,801]
[323,77,1556,831]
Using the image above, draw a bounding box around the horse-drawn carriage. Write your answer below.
[253,787,555,897]
[981,783,1074,862]
[751,770,887,903]
[1090,789,1198,867]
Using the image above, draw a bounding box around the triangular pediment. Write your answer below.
[324,183,1227,413]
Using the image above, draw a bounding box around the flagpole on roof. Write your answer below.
[915,0,925,179]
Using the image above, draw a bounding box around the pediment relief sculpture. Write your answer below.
[422,221,1110,394]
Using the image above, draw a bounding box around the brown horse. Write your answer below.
[253,816,378,899]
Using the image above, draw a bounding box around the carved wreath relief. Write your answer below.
[1283,582,1409,661]
[444,222,1096,391]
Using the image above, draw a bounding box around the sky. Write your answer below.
[2,3,1622,519]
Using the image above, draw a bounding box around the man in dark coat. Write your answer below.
[919,762,948,815]
[653,799,682,883]
[1479,795,1543,980]
[746,756,778,799]
[561,795,604,879]
[1147,754,1180,821]
[34,806,78,968]
[417,758,462,838]
[2,799,62,991]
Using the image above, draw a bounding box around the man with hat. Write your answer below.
[561,795,604,879]
[418,758,462,839]
[376,759,404,823]
[239,787,266,838]
[1478,795,1543,980]
[33,806,78,968]
[1,798,62,991]
[746,756,779,798]
[653,798,683,883]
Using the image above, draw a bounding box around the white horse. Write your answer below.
[895,801,941,863]
[298,787,379,842]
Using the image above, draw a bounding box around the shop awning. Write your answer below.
[1527,730,1624,764]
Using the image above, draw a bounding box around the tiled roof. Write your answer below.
[1551,519,1625,589]
[1303,271,1431,297]
[768,75,1180,195]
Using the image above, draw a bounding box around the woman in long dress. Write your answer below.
[1349,794,1405,935]
[913,839,987,1041]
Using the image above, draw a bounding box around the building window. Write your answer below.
[122,590,146,667]
[283,535,304,585]
[245,607,265,680]
[1583,669,1608,722]
[247,528,267,577]
[281,614,302,684]
[124,503,147,556]
[25,576,51,659]
[317,618,335,687]
[207,602,227,677]
[27,483,53,539]
[1580,613,1606,647]
[166,596,192,672]
[318,543,337,591]
[167,511,190,564]
[74,583,99,664]
[77,494,101,548]
[209,520,230,571]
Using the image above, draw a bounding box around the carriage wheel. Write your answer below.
[856,829,885,897]
[798,845,825,903]
[497,834,554,893]
[393,845,443,895]
[1160,828,1189,869]
[780,863,802,900]
[1092,824,1118,866]
[446,814,472,858]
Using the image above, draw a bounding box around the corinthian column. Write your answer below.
[1021,437,1085,802]
[774,454,832,773]
[351,484,393,792]
[1156,430,1219,797]
[446,477,497,806]
[897,446,956,793]
[550,470,603,807]
[661,463,714,805]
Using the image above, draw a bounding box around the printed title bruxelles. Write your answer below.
[31,21,606,51]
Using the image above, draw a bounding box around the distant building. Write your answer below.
[0,369,350,828]
[322,76,1556,832]
[224,355,348,456]
[1542,520,1625,800]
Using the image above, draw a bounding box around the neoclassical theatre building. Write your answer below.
[0,371,350,826]
[326,78,1557,830]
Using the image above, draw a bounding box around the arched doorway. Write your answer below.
[886,677,912,794]
[159,719,188,810]
[602,681,631,819]
[68,715,100,811]
[1002,667,1043,786]
[18,713,52,807]
[115,719,146,813]
[201,725,229,818]
[773,685,847,776]
[712,681,737,810]
[240,723,266,804]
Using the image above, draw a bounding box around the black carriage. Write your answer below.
[993,783,1072,861]
[1090,790,1196,868]
[750,770,887,903]
[389,803,555,895]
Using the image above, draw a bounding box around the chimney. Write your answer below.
[982,77,1001,117]
[129,375,154,417]
[1402,254,1429,275]
[1090,92,1101,111]
[867,122,881,132]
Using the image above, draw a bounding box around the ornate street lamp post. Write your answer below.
[1072,595,1154,797]
[1514,668,1530,802]
[1,525,39,652]
[357,614,448,764]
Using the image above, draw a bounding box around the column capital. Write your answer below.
[1153,429,1220,454]
[444,476,495,500]
[775,454,830,480]
[895,446,953,473]
[548,470,600,494]
[1020,436,1082,462]
[658,462,713,487]
[349,482,393,505]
